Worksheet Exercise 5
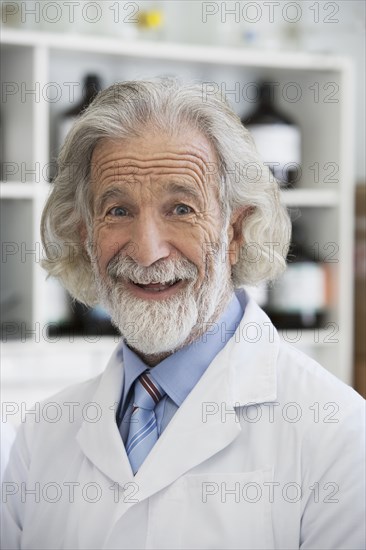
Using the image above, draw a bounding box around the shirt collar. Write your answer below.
[119,291,246,408]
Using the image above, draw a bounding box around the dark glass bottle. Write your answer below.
[59,74,102,148]
[265,221,328,329]
[242,81,301,187]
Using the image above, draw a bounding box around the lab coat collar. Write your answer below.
[76,345,133,483]
[230,289,279,405]
[76,290,279,506]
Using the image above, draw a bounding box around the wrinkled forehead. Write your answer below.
[90,129,220,192]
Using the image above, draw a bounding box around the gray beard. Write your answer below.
[92,243,233,356]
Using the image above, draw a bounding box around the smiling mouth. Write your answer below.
[129,279,182,292]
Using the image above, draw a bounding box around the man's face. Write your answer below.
[87,128,242,358]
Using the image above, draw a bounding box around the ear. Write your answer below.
[227,206,253,267]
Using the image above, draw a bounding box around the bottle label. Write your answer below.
[44,277,70,324]
[248,124,301,182]
[270,262,326,313]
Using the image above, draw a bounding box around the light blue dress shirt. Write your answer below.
[117,292,246,443]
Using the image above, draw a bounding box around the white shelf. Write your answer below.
[281,189,339,207]
[1,336,118,358]
[1,28,352,71]
[0,182,47,199]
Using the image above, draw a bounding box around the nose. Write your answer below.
[128,211,171,267]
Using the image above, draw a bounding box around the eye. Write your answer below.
[108,206,128,217]
[173,204,193,215]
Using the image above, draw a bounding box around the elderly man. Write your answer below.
[2,79,365,550]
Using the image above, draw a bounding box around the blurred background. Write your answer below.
[1,0,365,427]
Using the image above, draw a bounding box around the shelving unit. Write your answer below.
[1,28,355,408]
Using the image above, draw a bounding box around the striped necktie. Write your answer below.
[126,372,166,474]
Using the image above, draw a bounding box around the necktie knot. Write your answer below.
[133,372,165,412]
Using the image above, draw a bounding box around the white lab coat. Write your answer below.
[1,294,365,550]
[1,421,15,483]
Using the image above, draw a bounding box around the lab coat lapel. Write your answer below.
[133,296,279,502]
[76,346,135,484]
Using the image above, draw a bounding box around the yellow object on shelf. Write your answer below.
[137,10,164,29]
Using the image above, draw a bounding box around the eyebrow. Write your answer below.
[163,182,202,204]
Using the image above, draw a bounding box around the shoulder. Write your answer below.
[275,339,364,410]
[273,339,365,461]
[230,295,364,418]
[16,372,105,454]
[17,342,124,452]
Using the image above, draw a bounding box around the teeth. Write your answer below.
[131,279,177,286]
[130,278,180,288]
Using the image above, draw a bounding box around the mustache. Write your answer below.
[106,254,198,285]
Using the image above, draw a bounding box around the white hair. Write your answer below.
[41,78,291,306]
